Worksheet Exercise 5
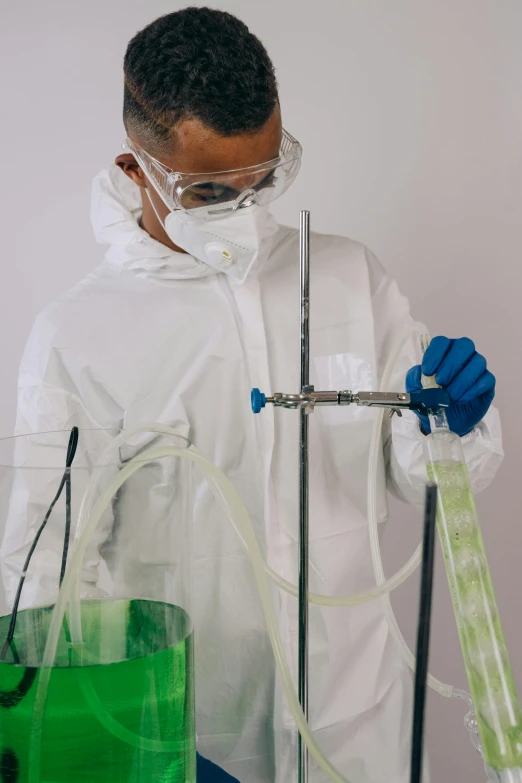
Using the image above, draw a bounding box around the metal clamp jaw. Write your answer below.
[251,387,450,415]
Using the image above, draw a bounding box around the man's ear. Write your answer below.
[115,153,147,188]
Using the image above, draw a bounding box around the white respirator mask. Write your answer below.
[124,131,302,284]
[146,190,275,284]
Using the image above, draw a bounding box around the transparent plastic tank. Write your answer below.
[0,429,196,783]
[424,410,522,779]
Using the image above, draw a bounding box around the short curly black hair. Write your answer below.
[123,7,279,154]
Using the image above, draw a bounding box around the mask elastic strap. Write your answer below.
[144,187,171,231]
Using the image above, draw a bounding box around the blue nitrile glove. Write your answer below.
[197,753,240,782]
[405,336,496,436]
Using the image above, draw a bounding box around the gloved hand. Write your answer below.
[197,753,240,782]
[405,336,496,436]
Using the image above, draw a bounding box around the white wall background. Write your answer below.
[1,1,521,780]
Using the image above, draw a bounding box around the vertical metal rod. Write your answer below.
[410,483,438,783]
[300,211,311,391]
[298,210,310,783]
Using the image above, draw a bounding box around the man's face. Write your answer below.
[117,106,283,222]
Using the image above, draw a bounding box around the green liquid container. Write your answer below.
[0,599,196,783]
[0,428,197,783]
[426,417,522,781]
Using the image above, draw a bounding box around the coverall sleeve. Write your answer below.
[0,317,117,610]
[366,247,504,507]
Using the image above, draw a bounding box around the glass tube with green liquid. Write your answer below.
[424,399,522,781]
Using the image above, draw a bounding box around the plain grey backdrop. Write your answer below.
[1,1,521,781]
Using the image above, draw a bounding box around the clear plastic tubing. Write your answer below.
[425,407,522,780]
[72,424,422,613]
[28,400,437,783]
[31,443,354,783]
[366,328,454,699]
[29,329,449,783]
[30,323,492,782]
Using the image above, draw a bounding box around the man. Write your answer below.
[5,8,502,782]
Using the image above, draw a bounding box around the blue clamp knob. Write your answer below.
[251,388,267,414]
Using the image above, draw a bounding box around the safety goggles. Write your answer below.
[122,130,302,216]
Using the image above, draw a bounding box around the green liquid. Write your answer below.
[0,599,196,783]
[429,460,522,770]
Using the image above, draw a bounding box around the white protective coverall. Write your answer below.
[2,165,503,783]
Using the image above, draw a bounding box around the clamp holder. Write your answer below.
[251,387,449,415]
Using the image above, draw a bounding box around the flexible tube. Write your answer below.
[28,327,461,781]
[265,550,421,606]
[72,424,422,614]
[30,445,354,783]
[73,648,184,754]
[366,326,454,698]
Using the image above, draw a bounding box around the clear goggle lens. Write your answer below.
[124,131,302,215]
